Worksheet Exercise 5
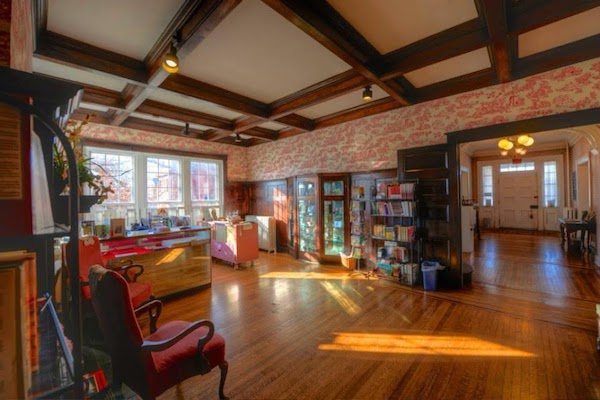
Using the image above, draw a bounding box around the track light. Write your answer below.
[362,85,373,101]
[162,43,179,73]
[181,122,190,136]
[235,133,242,143]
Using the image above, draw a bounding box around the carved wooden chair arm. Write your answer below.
[141,320,215,372]
[117,263,145,282]
[134,299,163,334]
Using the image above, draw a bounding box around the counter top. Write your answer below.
[99,225,210,242]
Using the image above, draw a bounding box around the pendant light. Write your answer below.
[235,133,242,143]
[362,86,373,101]
[162,43,179,73]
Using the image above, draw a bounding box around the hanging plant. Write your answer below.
[53,114,114,204]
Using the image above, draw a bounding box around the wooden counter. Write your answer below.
[102,227,211,299]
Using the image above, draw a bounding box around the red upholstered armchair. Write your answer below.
[88,265,228,400]
[73,235,153,308]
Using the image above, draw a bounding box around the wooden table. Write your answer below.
[558,217,590,252]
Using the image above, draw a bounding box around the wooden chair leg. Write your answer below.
[219,361,229,400]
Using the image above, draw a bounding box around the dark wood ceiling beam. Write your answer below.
[233,116,264,133]
[244,127,279,141]
[137,99,234,131]
[513,34,600,80]
[71,109,112,125]
[204,130,233,142]
[414,68,498,103]
[161,74,270,118]
[35,31,148,83]
[262,0,410,106]
[80,85,125,110]
[111,0,243,126]
[315,98,402,129]
[509,0,600,35]
[121,116,206,139]
[479,0,511,83]
[276,114,315,132]
[379,19,489,81]
[269,70,369,119]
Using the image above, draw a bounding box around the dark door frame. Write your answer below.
[446,106,600,288]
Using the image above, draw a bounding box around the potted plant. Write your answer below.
[53,115,114,222]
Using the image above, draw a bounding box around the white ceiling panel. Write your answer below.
[519,7,600,58]
[33,58,127,92]
[149,89,243,120]
[47,0,185,60]
[404,47,491,88]
[179,0,351,103]
[259,121,287,131]
[297,86,389,119]
[327,0,478,54]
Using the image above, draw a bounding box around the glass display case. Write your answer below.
[320,175,349,263]
[297,176,318,260]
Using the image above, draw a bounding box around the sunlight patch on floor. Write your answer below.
[319,332,536,357]
[260,271,374,280]
[320,281,361,316]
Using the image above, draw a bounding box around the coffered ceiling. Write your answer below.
[32,0,600,147]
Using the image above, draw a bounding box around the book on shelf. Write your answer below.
[394,225,415,242]
[351,186,365,200]
[384,227,395,240]
[352,201,366,211]
[387,182,415,200]
[351,234,365,246]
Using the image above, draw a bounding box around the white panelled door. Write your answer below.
[498,171,539,229]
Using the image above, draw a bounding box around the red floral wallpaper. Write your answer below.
[0,0,11,67]
[248,57,600,181]
[81,57,600,182]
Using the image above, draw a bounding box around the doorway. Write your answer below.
[498,170,539,229]
[576,159,590,212]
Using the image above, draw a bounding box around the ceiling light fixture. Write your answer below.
[362,86,373,101]
[498,135,534,157]
[162,34,181,74]
[181,122,190,136]
[235,133,242,143]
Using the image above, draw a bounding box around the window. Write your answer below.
[191,161,219,201]
[544,161,558,207]
[499,162,535,172]
[147,157,182,204]
[85,146,224,227]
[481,165,493,206]
[90,151,134,204]
[190,161,221,223]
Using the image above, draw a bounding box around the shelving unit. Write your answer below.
[321,175,347,263]
[0,67,84,399]
[348,186,367,275]
[370,179,420,285]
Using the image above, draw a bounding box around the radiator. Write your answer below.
[245,215,276,253]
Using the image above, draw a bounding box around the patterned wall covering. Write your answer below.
[247,57,600,181]
[80,57,600,182]
[80,123,249,181]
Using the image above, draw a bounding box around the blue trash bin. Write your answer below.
[422,261,442,291]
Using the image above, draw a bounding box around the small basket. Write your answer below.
[340,253,357,269]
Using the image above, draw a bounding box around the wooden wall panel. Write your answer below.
[246,179,289,251]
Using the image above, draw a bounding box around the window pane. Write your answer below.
[544,161,558,207]
[147,157,181,203]
[90,151,134,204]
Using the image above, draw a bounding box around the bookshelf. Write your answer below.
[370,179,420,286]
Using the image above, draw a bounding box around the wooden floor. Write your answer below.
[139,232,600,400]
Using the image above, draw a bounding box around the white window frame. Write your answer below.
[84,146,224,226]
